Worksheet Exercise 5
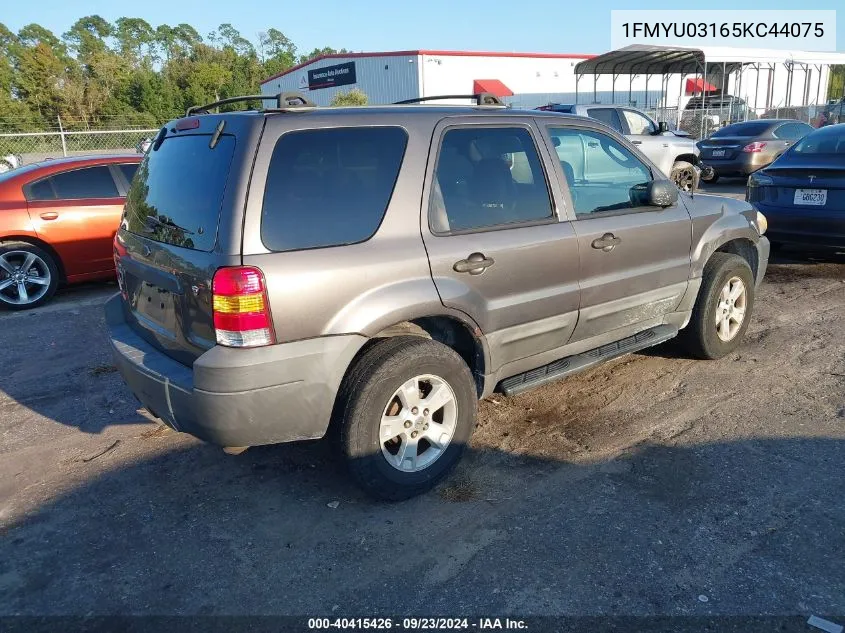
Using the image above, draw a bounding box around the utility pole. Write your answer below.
[57,116,68,157]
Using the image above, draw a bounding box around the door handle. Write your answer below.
[591,233,622,252]
[453,252,495,275]
[39,212,59,221]
[631,140,643,145]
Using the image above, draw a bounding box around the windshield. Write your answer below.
[711,121,772,137]
[792,128,845,155]
[123,134,236,251]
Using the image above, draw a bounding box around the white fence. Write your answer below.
[0,129,159,165]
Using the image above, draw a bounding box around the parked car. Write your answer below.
[682,94,754,130]
[536,103,701,191]
[747,123,845,250]
[107,92,769,500]
[0,153,23,173]
[0,154,142,309]
[697,119,814,183]
[817,99,845,127]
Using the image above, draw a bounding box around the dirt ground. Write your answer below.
[1,184,844,621]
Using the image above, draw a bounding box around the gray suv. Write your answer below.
[107,92,770,500]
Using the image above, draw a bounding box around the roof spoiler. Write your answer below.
[394,93,506,106]
[186,92,316,116]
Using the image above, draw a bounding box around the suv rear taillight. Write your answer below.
[742,142,767,153]
[212,267,275,348]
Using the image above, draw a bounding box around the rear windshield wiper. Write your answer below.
[143,215,195,235]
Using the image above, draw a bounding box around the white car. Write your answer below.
[0,154,22,173]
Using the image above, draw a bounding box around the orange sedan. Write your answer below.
[0,154,142,309]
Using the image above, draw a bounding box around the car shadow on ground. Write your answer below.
[0,291,147,435]
[2,435,844,618]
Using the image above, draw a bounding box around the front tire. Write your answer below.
[333,336,477,501]
[0,242,59,310]
[671,160,698,192]
[680,253,755,360]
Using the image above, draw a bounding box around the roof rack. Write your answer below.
[186,92,316,116]
[393,93,507,107]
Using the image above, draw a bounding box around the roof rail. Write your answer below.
[394,93,507,107]
[186,92,316,116]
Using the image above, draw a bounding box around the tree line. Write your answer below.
[0,17,348,131]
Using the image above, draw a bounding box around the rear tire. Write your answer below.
[681,253,755,360]
[0,241,59,310]
[333,336,477,501]
[700,169,719,184]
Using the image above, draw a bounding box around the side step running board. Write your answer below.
[498,324,678,396]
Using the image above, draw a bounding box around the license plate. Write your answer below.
[711,149,726,157]
[793,189,827,206]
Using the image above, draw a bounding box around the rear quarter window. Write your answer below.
[260,126,408,252]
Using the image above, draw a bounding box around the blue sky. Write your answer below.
[2,0,842,55]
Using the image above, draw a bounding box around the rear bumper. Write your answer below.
[105,294,367,446]
[702,154,770,176]
[766,230,845,249]
[757,205,845,249]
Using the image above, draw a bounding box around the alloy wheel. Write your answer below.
[0,251,52,306]
[715,276,747,342]
[673,167,696,192]
[379,374,458,473]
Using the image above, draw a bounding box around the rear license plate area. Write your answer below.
[793,189,827,206]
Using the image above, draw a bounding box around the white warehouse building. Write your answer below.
[260,46,845,119]
[260,49,662,110]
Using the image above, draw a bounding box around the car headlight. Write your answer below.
[756,210,768,236]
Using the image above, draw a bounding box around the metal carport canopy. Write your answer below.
[575,44,845,76]
[574,44,743,76]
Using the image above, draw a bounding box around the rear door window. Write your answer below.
[773,123,813,141]
[587,108,624,133]
[124,134,236,252]
[50,166,120,199]
[119,163,139,183]
[261,127,408,252]
[25,165,120,201]
[430,126,553,233]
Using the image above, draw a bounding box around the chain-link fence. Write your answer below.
[0,128,159,166]
[644,101,844,139]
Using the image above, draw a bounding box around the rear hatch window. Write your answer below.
[124,134,236,251]
[260,126,408,252]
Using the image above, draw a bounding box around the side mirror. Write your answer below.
[657,121,669,134]
[648,180,679,207]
